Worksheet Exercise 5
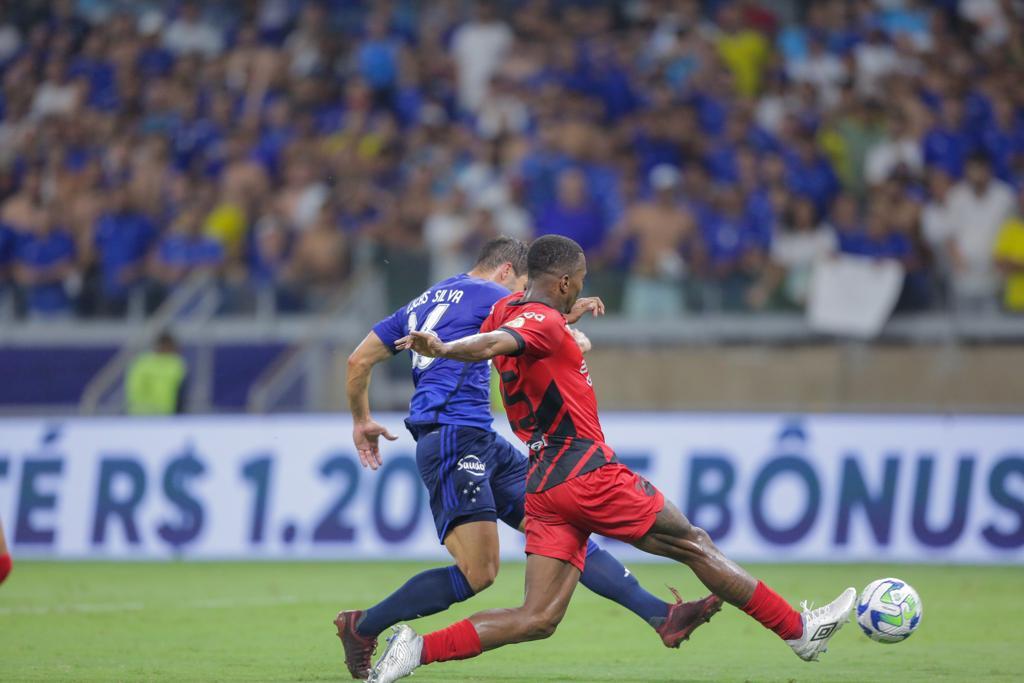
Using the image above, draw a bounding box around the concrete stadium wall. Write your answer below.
[328,345,1024,413]
[582,345,1024,412]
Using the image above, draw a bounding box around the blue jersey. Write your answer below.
[373,273,509,430]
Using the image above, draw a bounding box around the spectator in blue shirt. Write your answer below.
[923,98,973,178]
[701,185,763,310]
[13,212,76,318]
[93,185,157,315]
[702,185,760,274]
[247,212,293,285]
[0,222,15,283]
[630,106,690,176]
[68,31,118,111]
[785,136,840,216]
[149,203,224,293]
[137,21,176,78]
[980,95,1024,183]
[535,168,608,254]
[844,202,912,260]
[358,13,402,109]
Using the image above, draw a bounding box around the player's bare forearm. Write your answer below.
[395,329,519,362]
[443,330,520,361]
[345,332,392,422]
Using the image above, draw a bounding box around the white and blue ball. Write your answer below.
[856,577,922,643]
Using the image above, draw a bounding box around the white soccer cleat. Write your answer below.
[786,587,857,662]
[368,625,423,683]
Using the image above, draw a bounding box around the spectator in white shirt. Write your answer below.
[0,16,21,63]
[922,167,955,250]
[787,37,847,110]
[450,2,514,113]
[854,29,903,97]
[865,113,923,187]
[424,189,474,284]
[748,194,837,310]
[163,2,224,59]
[30,59,81,120]
[944,154,1016,309]
[959,0,1015,49]
[284,2,326,77]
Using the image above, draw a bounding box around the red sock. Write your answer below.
[742,581,803,640]
[420,619,482,665]
[0,553,11,584]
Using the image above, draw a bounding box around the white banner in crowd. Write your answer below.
[808,256,904,338]
[1,414,1022,564]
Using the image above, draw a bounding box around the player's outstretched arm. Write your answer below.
[346,331,398,470]
[395,329,520,362]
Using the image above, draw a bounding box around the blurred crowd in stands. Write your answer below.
[1,0,1023,320]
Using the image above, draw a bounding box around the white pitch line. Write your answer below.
[0,601,145,616]
[188,595,303,609]
[0,595,305,616]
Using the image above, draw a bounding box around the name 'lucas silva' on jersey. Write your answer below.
[406,288,466,313]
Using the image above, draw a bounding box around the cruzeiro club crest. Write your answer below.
[810,622,839,641]
[457,454,486,477]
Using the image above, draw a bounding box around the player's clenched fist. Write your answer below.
[395,330,445,357]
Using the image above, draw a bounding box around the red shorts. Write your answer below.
[524,462,665,573]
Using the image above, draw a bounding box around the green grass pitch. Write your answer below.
[1,561,1021,681]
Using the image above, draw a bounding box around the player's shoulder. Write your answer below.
[462,275,510,301]
[497,296,564,328]
[488,290,522,312]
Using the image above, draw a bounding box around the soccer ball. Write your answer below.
[856,577,922,643]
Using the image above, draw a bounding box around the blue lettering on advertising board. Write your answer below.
[313,454,360,543]
[981,456,1024,548]
[92,457,147,544]
[912,456,974,547]
[835,456,899,545]
[158,447,206,547]
[16,459,62,544]
[2,417,1021,560]
[686,455,735,540]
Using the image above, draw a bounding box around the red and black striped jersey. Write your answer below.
[481,292,616,493]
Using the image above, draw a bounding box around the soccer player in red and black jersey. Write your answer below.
[371,236,856,682]
[0,516,12,586]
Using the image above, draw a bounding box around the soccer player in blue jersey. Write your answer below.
[335,237,720,679]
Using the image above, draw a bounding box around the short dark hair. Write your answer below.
[155,331,178,352]
[474,236,529,275]
[966,152,991,168]
[527,235,584,280]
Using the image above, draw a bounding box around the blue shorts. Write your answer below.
[408,422,528,542]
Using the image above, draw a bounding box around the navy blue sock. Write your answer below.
[356,565,474,637]
[579,540,669,627]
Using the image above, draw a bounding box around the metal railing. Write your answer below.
[246,268,377,413]
[79,273,221,414]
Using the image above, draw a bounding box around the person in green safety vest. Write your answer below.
[125,331,187,415]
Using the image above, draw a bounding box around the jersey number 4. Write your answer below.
[407,304,449,370]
